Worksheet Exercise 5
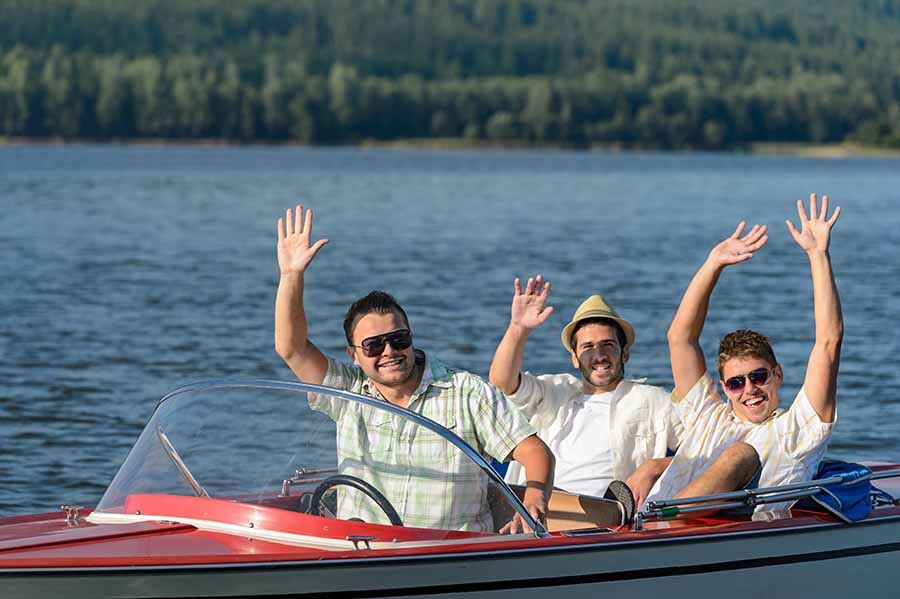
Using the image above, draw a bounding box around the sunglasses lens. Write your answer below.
[360,340,385,358]
[725,368,771,392]
[747,368,770,386]
[724,376,745,392]
[360,330,411,357]
[389,331,412,351]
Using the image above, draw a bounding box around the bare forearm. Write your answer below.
[809,250,843,349]
[275,273,309,359]
[668,259,721,345]
[668,260,720,398]
[803,250,843,422]
[489,324,530,395]
[512,435,555,498]
[640,457,673,478]
[275,273,328,383]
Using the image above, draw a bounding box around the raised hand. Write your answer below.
[706,221,768,269]
[786,193,840,254]
[510,275,554,330]
[277,205,329,275]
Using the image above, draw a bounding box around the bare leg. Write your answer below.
[674,442,760,499]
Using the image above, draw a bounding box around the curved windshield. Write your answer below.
[93,381,534,534]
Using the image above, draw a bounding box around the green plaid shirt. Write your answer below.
[312,352,534,532]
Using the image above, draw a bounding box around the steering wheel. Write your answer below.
[309,474,403,526]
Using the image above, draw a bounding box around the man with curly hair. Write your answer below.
[644,194,842,508]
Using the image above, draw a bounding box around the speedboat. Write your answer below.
[2,379,900,598]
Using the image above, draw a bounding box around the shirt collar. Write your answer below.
[576,377,636,403]
[415,351,455,392]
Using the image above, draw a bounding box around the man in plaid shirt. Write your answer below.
[274,205,554,533]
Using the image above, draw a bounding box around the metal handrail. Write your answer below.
[638,467,900,524]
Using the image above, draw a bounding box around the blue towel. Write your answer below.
[794,460,874,523]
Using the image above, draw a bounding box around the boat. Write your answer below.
[3,379,900,598]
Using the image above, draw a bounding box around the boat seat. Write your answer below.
[492,483,624,532]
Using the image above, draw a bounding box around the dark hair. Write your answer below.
[343,291,411,345]
[570,317,627,351]
[717,329,777,379]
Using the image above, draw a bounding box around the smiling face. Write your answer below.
[570,322,628,394]
[720,355,783,424]
[347,310,418,387]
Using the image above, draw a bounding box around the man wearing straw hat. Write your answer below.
[490,278,684,511]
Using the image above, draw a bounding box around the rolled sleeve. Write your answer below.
[675,372,724,432]
[506,371,547,419]
[778,387,835,456]
[310,358,365,420]
[471,378,536,462]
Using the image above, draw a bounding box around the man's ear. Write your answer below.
[622,348,630,364]
[773,364,784,387]
[570,351,579,369]
[347,346,359,365]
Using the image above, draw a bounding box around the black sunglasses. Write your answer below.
[723,367,771,393]
[353,329,412,358]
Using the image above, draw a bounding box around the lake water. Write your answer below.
[1,145,899,516]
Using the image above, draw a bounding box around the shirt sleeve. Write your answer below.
[674,372,725,434]
[664,395,686,451]
[776,387,835,458]
[506,371,550,420]
[309,358,365,420]
[469,376,536,463]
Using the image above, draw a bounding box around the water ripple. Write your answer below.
[2,146,899,515]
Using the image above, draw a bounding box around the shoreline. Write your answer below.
[2,136,899,158]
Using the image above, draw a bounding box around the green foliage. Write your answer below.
[1,0,899,147]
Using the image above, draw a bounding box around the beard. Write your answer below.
[578,355,624,392]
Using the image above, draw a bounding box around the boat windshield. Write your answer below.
[93,380,534,535]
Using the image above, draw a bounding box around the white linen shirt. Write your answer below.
[647,372,834,508]
[503,372,684,492]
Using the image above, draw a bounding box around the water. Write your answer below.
[1,145,899,516]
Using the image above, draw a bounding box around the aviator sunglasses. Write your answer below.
[353,329,413,358]
[723,367,772,393]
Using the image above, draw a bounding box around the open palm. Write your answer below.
[510,275,554,330]
[786,193,840,253]
[707,221,768,268]
[277,205,329,275]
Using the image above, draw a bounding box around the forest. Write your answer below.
[1,0,899,149]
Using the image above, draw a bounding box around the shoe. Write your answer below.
[604,480,635,525]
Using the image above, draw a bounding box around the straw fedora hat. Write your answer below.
[560,295,635,354]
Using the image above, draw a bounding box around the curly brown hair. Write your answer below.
[717,329,777,379]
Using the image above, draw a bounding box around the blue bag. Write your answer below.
[793,460,874,523]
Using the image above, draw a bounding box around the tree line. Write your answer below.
[1,0,899,149]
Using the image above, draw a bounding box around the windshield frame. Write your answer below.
[137,378,548,537]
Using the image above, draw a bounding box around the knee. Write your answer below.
[722,442,760,479]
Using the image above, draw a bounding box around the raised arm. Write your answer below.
[667,222,768,400]
[786,193,842,423]
[489,275,554,395]
[274,205,330,384]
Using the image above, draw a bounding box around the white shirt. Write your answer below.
[647,373,834,509]
[553,393,615,496]
[503,372,684,496]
